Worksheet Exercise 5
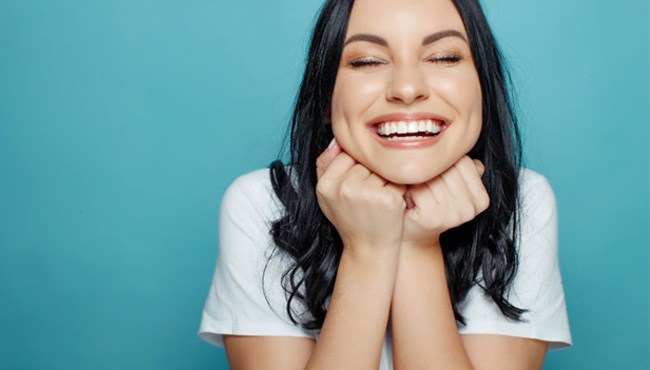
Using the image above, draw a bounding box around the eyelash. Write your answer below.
[348,57,385,68]
[426,53,464,64]
[348,53,464,68]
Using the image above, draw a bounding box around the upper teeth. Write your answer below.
[376,120,442,136]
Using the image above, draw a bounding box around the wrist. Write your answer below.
[396,240,446,280]
[340,238,401,264]
[400,236,441,250]
[397,238,445,269]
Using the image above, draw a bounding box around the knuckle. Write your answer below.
[457,204,471,219]
[480,194,490,210]
[447,213,461,227]
[315,153,325,167]
[378,193,400,209]
[457,156,471,168]
[316,178,333,196]
[475,188,490,208]
[338,181,357,201]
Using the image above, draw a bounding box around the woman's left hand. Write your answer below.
[401,156,490,248]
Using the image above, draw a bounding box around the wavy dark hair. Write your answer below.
[268,0,524,329]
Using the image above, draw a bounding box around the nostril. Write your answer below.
[387,82,429,104]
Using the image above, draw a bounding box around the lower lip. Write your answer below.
[370,125,448,148]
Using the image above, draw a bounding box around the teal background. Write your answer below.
[0,0,647,369]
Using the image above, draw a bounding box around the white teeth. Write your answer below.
[426,120,434,133]
[398,121,408,134]
[407,121,418,133]
[377,119,443,137]
[429,120,441,134]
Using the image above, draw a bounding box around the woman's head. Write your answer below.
[331,0,482,184]
[290,0,519,186]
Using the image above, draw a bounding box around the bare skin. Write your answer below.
[226,0,549,367]
[224,143,548,370]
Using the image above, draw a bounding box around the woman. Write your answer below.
[200,0,571,368]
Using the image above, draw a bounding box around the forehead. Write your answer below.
[346,0,466,37]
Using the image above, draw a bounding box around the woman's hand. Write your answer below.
[401,156,490,248]
[316,139,406,251]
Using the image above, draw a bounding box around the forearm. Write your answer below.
[391,243,473,370]
[306,245,399,370]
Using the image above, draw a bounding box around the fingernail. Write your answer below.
[327,138,337,149]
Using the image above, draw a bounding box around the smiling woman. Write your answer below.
[199,0,571,369]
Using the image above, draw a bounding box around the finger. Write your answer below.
[385,182,407,198]
[410,181,442,211]
[347,163,372,181]
[316,138,341,178]
[403,182,442,230]
[316,139,347,179]
[439,161,471,202]
[427,173,457,212]
[472,159,485,177]
[319,150,357,179]
[366,172,388,188]
[458,158,489,202]
[458,161,490,213]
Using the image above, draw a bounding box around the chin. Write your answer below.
[373,166,444,186]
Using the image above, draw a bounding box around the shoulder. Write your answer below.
[459,168,571,348]
[217,168,283,274]
[517,169,558,255]
[519,168,557,241]
[200,167,314,347]
[220,168,282,232]
[518,168,555,208]
[223,168,275,204]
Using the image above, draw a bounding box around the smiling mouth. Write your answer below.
[375,119,445,141]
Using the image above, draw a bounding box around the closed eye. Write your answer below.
[348,56,386,68]
[426,53,463,64]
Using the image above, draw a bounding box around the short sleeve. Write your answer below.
[198,169,314,347]
[458,169,572,349]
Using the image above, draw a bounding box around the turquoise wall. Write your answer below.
[1,1,648,369]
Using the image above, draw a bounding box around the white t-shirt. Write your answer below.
[199,168,571,367]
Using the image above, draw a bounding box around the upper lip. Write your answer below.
[365,112,450,128]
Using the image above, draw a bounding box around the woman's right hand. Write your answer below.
[315,139,406,252]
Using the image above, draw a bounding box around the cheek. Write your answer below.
[331,74,385,118]
[433,71,481,109]
[330,84,351,136]
[329,85,358,158]
[330,78,351,129]
[463,75,483,119]
[330,75,384,150]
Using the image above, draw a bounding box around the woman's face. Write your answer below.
[330,0,482,185]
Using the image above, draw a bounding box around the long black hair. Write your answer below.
[269,0,524,329]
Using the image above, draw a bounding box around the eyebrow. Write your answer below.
[344,33,388,46]
[422,30,467,45]
[344,29,468,47]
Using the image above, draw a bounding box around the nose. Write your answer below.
[386,63,429,105]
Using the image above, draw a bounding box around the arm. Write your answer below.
[225,140,405,370]
[225,246,398,370]
[225,247,397,370]
[391,243,548,370]
[391,157,548,370]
